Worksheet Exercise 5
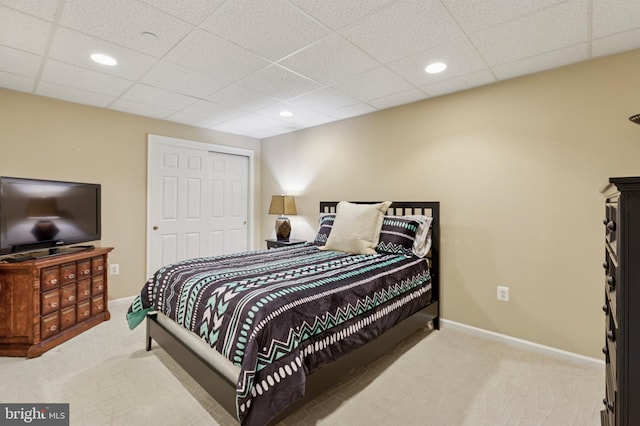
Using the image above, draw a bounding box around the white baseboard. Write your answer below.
[110,295,135,306]
[440,319,604,368]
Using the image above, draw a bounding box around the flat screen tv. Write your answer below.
[0,177,101,256]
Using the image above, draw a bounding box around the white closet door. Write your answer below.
[147,136,250,277]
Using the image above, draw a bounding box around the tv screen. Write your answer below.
[0,177,101,255]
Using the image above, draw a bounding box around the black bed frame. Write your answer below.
[145,201,440,423]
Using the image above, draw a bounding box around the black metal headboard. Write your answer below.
[319,201,440,301]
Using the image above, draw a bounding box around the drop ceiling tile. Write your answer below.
[206,85,279,112]
[0,44,41,77]
[249,122,304,137]
[422,70,496,97]
[49,28,156,80]
[287,112,335,127]
[179,99,245,124]
[257,101,315,121]
[288,87,358,114]
[110,98,175,118]
[290,0,394,30]
[0,0,59,21]
[332,67,413,102]
[60,0,194,57]
[279,34,379,85]
[122,83,196,110]
[164,29,268,83]
[367,89,428,110]
[491,44,587,80]
[200,0,329,61]
[36,81,115,107]
[593,0,640,38]
[41,60,132,96]
[247,128,283,139]
[141,61,228,98]
[388,37,488,87]
[237,65,321,100]
[140,0,225,25]
[340,0,465,64]
[0,6,51,54]
[470,0,587,66]
[327,103,376,120]
[211,113,283,134]
[441,0,567,34]
[0,70,34,92]
[592,28,640,57]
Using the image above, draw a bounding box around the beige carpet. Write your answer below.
[0,299,603,425]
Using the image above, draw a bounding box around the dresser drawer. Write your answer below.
[604,200,618,254]
[604,334,617,389]
[60,262,77,285]
[77,301,91,322]
[40,311,60,340]
[77,279,91,301]
[91,295,104,315]
[604,362,616,418]
[41,266,60,291]
[92,276,105,295]
[41,289,60,316]
[77,259,92,278]
[60,305,76,330]
[60,284,76,308]
[91,256,105,275]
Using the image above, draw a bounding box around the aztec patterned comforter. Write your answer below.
[127,243,432,425]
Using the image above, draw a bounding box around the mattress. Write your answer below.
[156,312,240,383]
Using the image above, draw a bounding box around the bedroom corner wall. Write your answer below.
[0,89,261,300]
[259,48,640,359]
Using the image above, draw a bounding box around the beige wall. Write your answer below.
[260,49,640,358]
[0,89,261,300]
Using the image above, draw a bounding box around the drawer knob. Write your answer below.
[602,304,608,314]
[68,273,75,279]
[50,325,57,332]
[84,269,90,275]
[68,295,75,301]
[51,302,58,308]
[51,279,58,285]
[84,290,90,295]
[607,275,615,287]
[83,311,90,317]
[607,221,616,232]
[602,346,608,356]
[603,398,614,411]
[607,330,615,342]
[602,261,608,269]
[603,218,608,225]
[98,265,104,271]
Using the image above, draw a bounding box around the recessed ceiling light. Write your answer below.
[280,110,293,118]
[425,62,447,74]
[90,53,117,66]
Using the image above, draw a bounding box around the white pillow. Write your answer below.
[321,201,392,254]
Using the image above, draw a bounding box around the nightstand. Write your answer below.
[265,239,306,249]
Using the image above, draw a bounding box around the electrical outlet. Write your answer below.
[110,264,120,275]
[497,285,509,302]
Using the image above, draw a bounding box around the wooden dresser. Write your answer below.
[601,178,640,425]
[0,247,113,358]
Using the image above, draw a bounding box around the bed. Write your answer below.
[127,201,440,425]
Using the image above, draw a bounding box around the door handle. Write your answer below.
[153,226,159,230]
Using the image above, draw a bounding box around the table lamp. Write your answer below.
[268,195,297,241]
